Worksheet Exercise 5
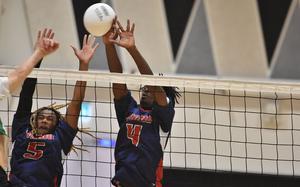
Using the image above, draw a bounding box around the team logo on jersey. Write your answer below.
[126,113,152,124]
[26,130,54,140]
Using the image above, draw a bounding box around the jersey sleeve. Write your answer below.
[114,92,137,127]
[55,120,78,155]
[152,98,175,132]
[12,78,37,141]
[12,61,42,141]
[12,113,31,142]
[0,77,10,99]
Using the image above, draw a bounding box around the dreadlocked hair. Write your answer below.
[163,86,181,106]
[30,103,96,155]
[71,128,97,155]
[158,73,181,106]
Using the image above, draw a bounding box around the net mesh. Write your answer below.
[1,67,300,186]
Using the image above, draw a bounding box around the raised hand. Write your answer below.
[102,17,118,45]
[34,28,59,56]
[71,34,99,65]
[111,19,135,49]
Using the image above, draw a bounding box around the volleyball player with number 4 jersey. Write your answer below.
[0,28,60,187]
[103,18,180,187]
[9,30,99,187]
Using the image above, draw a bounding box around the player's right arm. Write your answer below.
[111,19,168,107]
[102,18,128,100]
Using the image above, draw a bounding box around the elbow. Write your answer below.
[161,126,171,133]
[160,120,173,132]
[8,70,27,92]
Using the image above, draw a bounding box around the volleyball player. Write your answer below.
[0,28,60,186]
[103,19,180,187]
[9,31,99,186]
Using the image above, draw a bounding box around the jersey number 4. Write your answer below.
[126,124,143,146]
[23,142,46,160]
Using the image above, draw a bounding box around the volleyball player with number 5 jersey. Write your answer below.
[9,30,99,187]
[103,18,180,187]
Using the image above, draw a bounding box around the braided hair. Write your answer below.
[162,86,181,106]
[158,73,181,106]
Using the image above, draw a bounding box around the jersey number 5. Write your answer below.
[23,142,46,160]
[126,124,143,146]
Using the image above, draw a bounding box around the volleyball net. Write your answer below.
[1,67,300,186]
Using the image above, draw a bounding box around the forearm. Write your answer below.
[127,46,167,105]
[65,62,87,129]
[127,46,153,75]
[148,86,168,106]
[105,44,123,73]
[105,44,128,99]
[16,60,42,116]
[8,50,44,93]
[73,62,88,102]
[72,80,87,104]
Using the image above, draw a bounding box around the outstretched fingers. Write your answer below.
[84,34,97,48]
[72,34,99,64]
[43,38,59,49]
[46,29,53,38]
[126,19,130,32]
[117,19,135,34]
[117,20,125,32]
[83,34,88,46]
[88,34,96,46]
[87,34,99,52]
[70,45,79,55]
[130,23,135,33]
[38,28,55,40]
[42,28,47,38]
[92,41,100,51]
[49,31,55,39]
[36,30,42,41]
[34,28,59,56]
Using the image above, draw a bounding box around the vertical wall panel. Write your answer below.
[0,0,2,19]
[176,0,216,75]
[164,0,194,58]
[270,0,300,79]
[0,0,32,66]
[258,0,292,63]
[24,0,79,69]
[204,0,268,78]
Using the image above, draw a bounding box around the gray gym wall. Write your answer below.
[0,0,300,80]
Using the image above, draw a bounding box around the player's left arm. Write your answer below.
[13,29,58,140]
[112,19,168,106]
[152,99,175,132]
[65,34,99,129]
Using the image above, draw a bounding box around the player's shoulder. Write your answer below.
[55,120,78,138]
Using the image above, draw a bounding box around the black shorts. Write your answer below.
[0,166,11,187]
[112,166,155,187]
